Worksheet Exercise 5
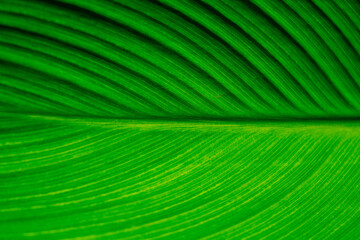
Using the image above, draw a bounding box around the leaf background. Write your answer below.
[0,0,360,239]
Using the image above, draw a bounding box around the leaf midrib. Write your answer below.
[3,112,360,134]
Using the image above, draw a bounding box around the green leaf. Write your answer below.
[1,0,360,239]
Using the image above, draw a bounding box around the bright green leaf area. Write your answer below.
[1,0,360,239]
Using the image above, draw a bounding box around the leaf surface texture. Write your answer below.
[0,0,360,239]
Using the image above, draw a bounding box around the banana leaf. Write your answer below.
[1,0,360,239]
